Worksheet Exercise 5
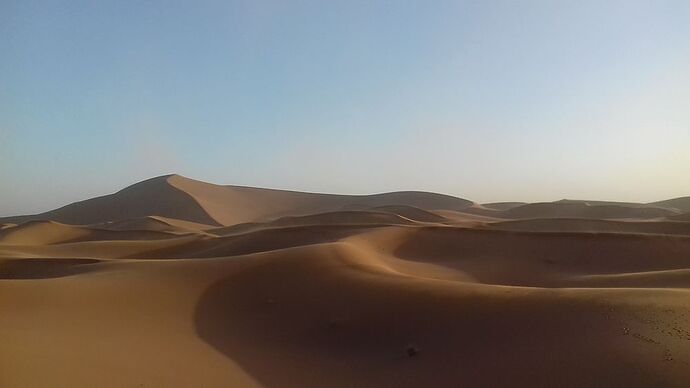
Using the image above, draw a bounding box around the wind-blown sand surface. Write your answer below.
[1,175,690,387]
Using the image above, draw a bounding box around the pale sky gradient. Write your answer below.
[2,0,689,216]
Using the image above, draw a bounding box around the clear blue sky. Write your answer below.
[2,0,689,215]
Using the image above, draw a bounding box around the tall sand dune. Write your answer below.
[166,175,474,225]
[0,175,220,226]
[1,175,474,227]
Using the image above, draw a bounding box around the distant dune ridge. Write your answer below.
[0,175,475,227]
[650,197,690,212]
[1,174,685,228]
[1,175,690,387]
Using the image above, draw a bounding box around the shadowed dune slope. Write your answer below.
[125,225,377,259]
[206,210,418,237]
[269,210,416,227]
[0,258,102,279]
[194,237,690,388]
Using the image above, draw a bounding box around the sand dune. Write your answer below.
[499,201,679,219]
[650,197,690,212]
[168,175,475,225]
[489,218,690,236]
[554,199,649,207]
[2,176,690,387]
[128,225,375,259]
[196,241,690,387]
[91,215,215,234]
[0,220,177,245]
[0,258,102,279]
[206,210,419,237]
[433,209,504,223]
[669,212,690,222]
[268,210,416,227]
[0,175,220,226]
[370,205,449,223]
[0,175,475,227]
[481,201,527,211]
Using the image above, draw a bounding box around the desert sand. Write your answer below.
[1,174,690,387]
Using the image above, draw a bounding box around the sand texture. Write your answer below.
[1,175,690,387]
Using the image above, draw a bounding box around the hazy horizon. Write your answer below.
[3,0,689,215]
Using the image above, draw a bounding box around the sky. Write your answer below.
[1,0,689,215]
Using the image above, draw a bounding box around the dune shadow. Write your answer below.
[0,258,102,279]
[192,252,670,388]
[127,224,380,259]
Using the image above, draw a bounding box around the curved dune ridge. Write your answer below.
[205,210,419,237]
[370,205,450,223]
[1,176,690,387]
[90,215,215,234]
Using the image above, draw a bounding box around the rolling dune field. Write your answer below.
[1,175,690,387]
